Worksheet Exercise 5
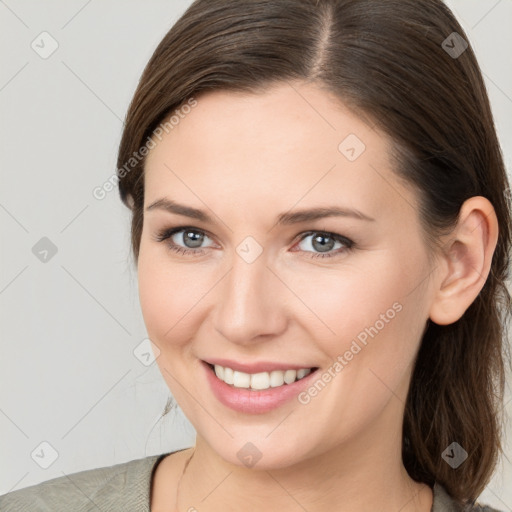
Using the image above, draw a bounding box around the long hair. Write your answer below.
[116,0,512,504]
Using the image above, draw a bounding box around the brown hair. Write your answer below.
[117,0,512,504]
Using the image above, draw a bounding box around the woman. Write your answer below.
[2,0,510,510]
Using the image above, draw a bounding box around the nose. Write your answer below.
[212,250,288,345]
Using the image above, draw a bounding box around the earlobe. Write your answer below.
[428,196,499,326]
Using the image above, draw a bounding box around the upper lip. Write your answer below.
[203,358,317,374]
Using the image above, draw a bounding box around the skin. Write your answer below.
[137,81,498,512]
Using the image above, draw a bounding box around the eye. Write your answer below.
[153,226,216,257]
[153,226,354,259]
[293,231,354,259]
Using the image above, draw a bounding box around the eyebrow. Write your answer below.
[145,198,376,225]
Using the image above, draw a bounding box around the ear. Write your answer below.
[428,196,499,326]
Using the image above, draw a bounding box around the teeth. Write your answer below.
[233,370,251,388]
[284,369,296,384]
[212,364,312,390]
[297,368,309,379]
[224,366,234,385]
[250,372,270,390]
[269,370,284,387]
[214,365,224,380]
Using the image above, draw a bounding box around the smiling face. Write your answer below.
[138,81,437,469]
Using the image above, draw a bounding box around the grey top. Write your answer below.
[0,452,503,511]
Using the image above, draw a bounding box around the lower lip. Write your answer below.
[202,361,318,414]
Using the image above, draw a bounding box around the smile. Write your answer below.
[202,359,320,413]
[211,363,314,390]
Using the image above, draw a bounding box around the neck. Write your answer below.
[176,397,433,512]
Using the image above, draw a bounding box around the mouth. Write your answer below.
[206,362,319,391]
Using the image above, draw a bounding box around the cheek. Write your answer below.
[286,255,430,446]
[137,243,200,350]
[290,247,431,396]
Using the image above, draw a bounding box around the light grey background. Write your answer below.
[1,0,511,508]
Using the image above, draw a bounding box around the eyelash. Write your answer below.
[153,225,355,260]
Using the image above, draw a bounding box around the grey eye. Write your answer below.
[297,233,345,254]
[172,229,211,249]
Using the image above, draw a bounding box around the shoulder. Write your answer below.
[0,454,165,512]
[433,482,504,512]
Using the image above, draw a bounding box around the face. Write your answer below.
[138,81,436,469]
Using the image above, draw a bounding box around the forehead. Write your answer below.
[143,82,414,226]
[148,82,388,163]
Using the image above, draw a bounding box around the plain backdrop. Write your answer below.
[1,0,511,508]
